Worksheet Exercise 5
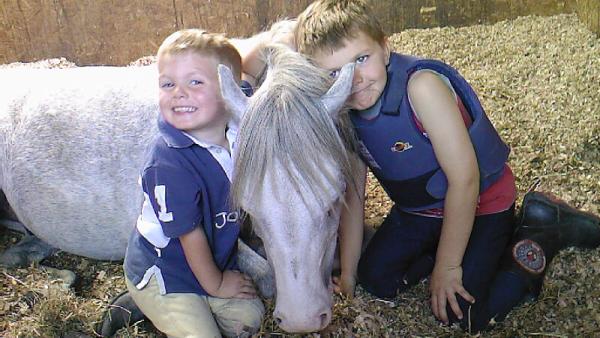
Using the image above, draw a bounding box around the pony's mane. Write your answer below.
[231,44,357,213]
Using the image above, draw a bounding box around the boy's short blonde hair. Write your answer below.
[157,29,242,80]
[295,0,385,56]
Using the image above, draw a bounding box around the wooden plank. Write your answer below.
[0,0,580,66]
[577,0,600,35]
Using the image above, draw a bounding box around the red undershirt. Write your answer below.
[410,92,516,217]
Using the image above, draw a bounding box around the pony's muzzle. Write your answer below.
[273,306,332,333]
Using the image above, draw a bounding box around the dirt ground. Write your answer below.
[1,13,599,337]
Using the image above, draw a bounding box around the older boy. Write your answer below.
[291,0,600,333]
[121,29,264,337]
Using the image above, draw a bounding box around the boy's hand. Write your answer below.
[215,270,258,299]
[332,273,356,298]
[429,264,475,325]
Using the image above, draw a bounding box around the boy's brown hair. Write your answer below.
[295,0,386,56]
[157,29,242,81]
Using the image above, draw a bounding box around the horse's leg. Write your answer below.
[41,266,77,290]
[0,219,29,234]
[1,231,78,292]
[0,233,57,267]
[237,239,275,299]
[0,191,28,234]
[0,195,58,267]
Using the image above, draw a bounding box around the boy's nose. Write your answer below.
[173,86,188,99]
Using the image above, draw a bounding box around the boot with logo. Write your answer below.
[501,191,600,295]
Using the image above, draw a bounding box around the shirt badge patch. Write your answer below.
[391,141,413,153]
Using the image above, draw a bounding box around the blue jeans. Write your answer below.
[358,205,528,332]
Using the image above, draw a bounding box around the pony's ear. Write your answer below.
[218,64,249,122]
[320,62,355,118]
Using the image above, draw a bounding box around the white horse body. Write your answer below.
[0,65,159,259]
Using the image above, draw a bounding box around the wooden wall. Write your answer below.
[577,0,600,35]
[0,0,588,66]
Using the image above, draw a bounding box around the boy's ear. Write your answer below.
[218,64,249,123]
[321,62,355,119]
[382,37,391,66]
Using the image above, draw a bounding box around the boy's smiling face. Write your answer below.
[158,51,227,137]
[312,31,390,111]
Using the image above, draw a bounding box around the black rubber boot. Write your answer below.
[518,191,600,250]
[499,191,600,296]
[97,291,145,337]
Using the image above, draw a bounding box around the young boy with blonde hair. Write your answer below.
[120,29,264,337]
[288,0,600,333]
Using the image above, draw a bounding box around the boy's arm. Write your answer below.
[231,32,270,86]
[334,159,367,297]
[180,227,257,299]
[407,71,477,324]
[231,19,297,86]
[142,164,256,299]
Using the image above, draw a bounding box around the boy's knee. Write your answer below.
[357,260,399,298]
[223,323,260,338]
[240,301,264,330]
[219,298,264,337]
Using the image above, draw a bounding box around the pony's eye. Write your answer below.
[327,206,338,218]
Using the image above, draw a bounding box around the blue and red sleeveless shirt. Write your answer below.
[351,53,516,215]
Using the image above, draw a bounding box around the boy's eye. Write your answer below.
[328,69,340,78]
[190,79,203,85]
[356,55,369,64]
[160,82,174,89]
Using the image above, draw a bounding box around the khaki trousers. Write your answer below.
[126,275,264,338]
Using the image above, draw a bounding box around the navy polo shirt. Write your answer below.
[124,116,240,296]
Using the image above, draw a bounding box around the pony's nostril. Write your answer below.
[319,312,331,329]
